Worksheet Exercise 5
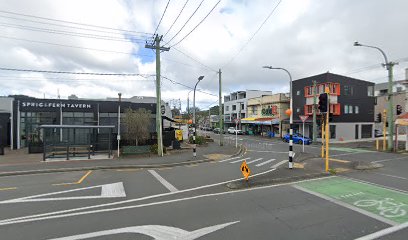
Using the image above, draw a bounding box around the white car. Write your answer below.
[227,127,235,134]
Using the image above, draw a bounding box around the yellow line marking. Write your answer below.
[0,187,17,191]
[329,158,350,163]
[52,170,93,186]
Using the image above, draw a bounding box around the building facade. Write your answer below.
[0,95,172,149]
[223,90,272,129]
[292,72,375,141]
[242,93,289,136]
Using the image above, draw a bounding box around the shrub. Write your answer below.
[189,135,205,145]
[150,144,167,154]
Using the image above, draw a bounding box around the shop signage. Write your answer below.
[261,105,278,116]
[21,101,92,109]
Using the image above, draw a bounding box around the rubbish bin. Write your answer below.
[172,140,181,149]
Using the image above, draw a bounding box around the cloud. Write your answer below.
[0,0,407,111]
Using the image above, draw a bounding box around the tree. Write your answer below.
[123,108,151,146]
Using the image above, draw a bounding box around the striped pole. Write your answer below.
[193,128,196,157]
[289,126,293,169]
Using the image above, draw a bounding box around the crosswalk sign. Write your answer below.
[240,160,251,180]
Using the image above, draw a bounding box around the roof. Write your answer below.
[293,72,374,84]
[40,125,115,129]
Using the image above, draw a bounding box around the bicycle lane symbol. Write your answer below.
[295,177,408,224]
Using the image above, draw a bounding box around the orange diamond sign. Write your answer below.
[240,160,251,180]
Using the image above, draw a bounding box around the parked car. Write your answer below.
[234,129,243,135]
[227,127,235,134]
[282,133,312,145]
[213,128,224,134]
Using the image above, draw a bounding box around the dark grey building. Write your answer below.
[292,72,375,141]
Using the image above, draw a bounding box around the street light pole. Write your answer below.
[354,42,397,150]
[193,76,204,157]
[117,93,122,158]
[263,66,293,169]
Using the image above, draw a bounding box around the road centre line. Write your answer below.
[355,221,408,240]
[255,159,275,167]
[246,158,263,164]
[230,157,251,163]
[52,170,93,186]
[0,167,283,225]
[293,185,397,226]
[148,170,178,193]
[0,176,335,226]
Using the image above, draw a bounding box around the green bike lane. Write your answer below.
[294,177,408,226]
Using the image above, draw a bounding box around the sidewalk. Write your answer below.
[0,142,240,176]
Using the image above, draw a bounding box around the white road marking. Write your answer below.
[218,156,241,163]
[0,182,126,204]
[255,159,276,167]
[293,185,397,226]
[0,176,335,226]
[246,150,287,153]
[342,176,408,194]
[229,157,251,163]
[148,170,178,193]
[246,158,263,164]
[0,168,281,225]
[354,221,408,240]
[330,152,362,157]
[371,156,408,163]
[271,160,288,169]
[48,222,239,240]
[372,172,408,180]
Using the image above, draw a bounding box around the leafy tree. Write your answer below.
[123,108,151,146]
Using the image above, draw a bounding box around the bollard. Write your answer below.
[376,139,379,151]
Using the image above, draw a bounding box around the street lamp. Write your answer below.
[263,66,293,169]
[117,93,122,158]
[354,41,397,150]
[193,75,204,157]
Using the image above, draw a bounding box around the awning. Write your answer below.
[162,116,177,123]
[241,117,257,123]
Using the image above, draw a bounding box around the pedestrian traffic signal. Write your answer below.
[318,93,328,113]
[376,113,382,123]
[396,105,402,115]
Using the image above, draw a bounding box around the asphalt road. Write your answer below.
[0,132,407,239]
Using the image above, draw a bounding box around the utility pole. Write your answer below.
[117,93,121,158]
[145,35,170,157]
[218,69,224,146]
[386,62,397,150]
[312,80,317,141]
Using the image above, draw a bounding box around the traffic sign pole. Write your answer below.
[299,115,309,153]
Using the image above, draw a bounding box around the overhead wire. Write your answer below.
[162,0,190,39]
[0,10,152,35]
[172,47,217,72]
[0,67,154,77]
[222,0,282,69]
[164,0,205,45]
[153,0,172,37]
[170,0,221,48]
[162,76,218,97]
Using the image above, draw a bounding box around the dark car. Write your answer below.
[282,133,312,145]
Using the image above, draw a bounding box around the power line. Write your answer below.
[164,0,205,45]
[0,22,147,43]
[172,47,217,72]
[153,0,172,37]
[0,14,149,39]
[162,76,218,97]
[170,0,221,48]
[0,10,152,35]
[0,67,154,76]
[222,0,282,69]
[163,0,190,39]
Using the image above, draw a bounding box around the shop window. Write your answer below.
[361,124,372,138]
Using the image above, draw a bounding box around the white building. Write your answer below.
[223,90,272,129]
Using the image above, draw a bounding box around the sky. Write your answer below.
[0,0,407,111]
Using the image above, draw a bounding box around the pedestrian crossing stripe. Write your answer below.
[246,158,263,164]
[230,157,251,163]
[255,159,276,167]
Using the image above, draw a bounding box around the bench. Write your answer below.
[122,145,151,156]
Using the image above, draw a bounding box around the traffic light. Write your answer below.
[376,113,382,123]
[318,93,328,113]
[396,105,402,115]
